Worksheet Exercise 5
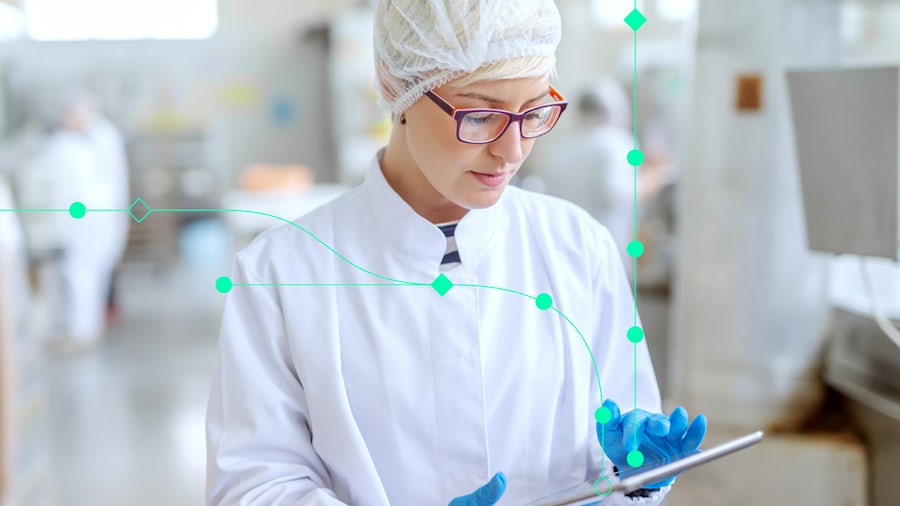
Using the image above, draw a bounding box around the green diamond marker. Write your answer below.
[127,197,153,224]
[431,273,453,296]
[624,9,647,31]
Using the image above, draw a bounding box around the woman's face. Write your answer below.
[398,75,553,222]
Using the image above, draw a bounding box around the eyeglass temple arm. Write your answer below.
[424,91,456,116]
[548,85,565,102]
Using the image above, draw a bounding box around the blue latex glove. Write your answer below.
[448,472,506,506]
[596,399,707,489]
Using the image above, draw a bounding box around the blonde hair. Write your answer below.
[449,55,557,89]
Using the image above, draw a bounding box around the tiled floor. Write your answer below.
[44,263,223,506]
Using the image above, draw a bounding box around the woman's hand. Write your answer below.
[596,399,707,488]
[448,472,506,506]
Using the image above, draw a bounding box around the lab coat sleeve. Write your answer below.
[587,225,669,506]
[206,252,346,506]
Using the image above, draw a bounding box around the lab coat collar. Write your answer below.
[362,149,498,271]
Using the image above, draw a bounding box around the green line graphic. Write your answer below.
[237,283,429,287]
[627,0,646,469]
[0,200,607,405]
[156,207,414,285]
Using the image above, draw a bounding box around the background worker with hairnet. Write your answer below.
[16,92,130,354]
[206,1,706,504]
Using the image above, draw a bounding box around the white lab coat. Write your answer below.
[43,131,119,342]
[85,117,130,264]
[207,151,665,505]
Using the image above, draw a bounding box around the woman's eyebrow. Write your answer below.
[454,90,549,106]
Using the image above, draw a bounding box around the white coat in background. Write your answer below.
[39,120,125,344]
[46,131,109,343]
[207,152,664,505]
[532,79,635,265]
[539,125,634,261]
[85,116,130,265]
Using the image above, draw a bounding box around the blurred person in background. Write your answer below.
[83,97,131,324]
[531,77,635,265]
[19,91,130,354]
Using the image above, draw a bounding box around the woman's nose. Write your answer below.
[489,120,525,164]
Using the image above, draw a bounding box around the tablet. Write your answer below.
[521,431,764,506]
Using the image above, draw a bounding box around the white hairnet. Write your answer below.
[374,0,562,114]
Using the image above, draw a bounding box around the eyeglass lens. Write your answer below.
[458,105,563,143]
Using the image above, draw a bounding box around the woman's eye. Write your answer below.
[525,110,547,123]
[464,113,500,126]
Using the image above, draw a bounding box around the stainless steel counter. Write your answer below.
[825,307,900,506]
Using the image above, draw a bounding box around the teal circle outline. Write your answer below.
[593,476,614,497]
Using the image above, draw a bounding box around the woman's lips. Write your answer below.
[471,171,510,188]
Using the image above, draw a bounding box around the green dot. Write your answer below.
[535,293,553,310]
[627,149,644,166]
[627,450,645,468]
[595,406,612,425]
[69,201,87,219]
[627,240,645,258]
[216,276,233,294]
[627,326,644,343]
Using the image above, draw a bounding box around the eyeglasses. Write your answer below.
[424,85,568,144]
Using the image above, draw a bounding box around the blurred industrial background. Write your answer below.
[0,0,899,505]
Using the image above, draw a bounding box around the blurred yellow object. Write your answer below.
[369,118,393,139]
[221,83,262,107]
[142,109,194,132]
[238,164,314,193]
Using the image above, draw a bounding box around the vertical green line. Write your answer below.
[634,342,639,448]
[633,31,638,148]
[632,0,641,430]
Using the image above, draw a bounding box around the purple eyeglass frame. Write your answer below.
[423,85,569,144]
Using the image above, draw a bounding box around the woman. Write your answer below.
[206,1,705,504]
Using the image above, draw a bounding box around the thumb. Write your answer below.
[473,472,506,505]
